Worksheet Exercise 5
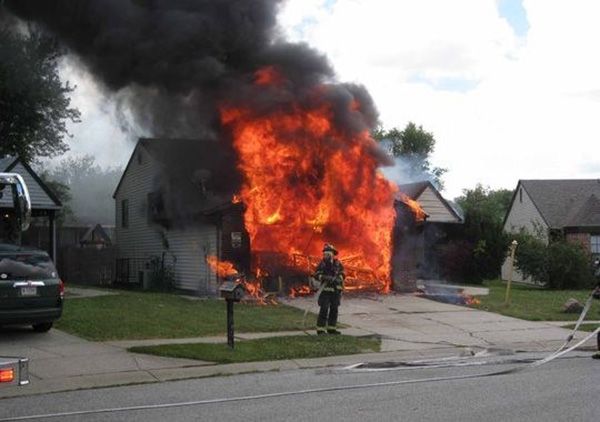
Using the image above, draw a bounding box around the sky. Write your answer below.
[61,0,600,200]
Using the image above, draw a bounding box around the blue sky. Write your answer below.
[497,0,529,38]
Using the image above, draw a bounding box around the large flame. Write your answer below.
[220,67,397,292]
[397,192,427,222]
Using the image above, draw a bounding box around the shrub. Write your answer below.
[513,232,594,289]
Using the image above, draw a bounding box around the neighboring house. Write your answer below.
[113,138,247,295]
[394,181,463,284]
[502,179,600,283]
[0,155,62,261]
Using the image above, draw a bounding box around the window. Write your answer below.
[137,151,143,165]
[121,199,129,228]
[147,191,164,223]
[519,188,522,203]
[591,235,600,254]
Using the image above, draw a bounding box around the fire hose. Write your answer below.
[2,292,598,421]
[2,330,597,422]
[343,289,599,374]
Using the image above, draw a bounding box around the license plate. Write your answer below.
[20,287,37,297]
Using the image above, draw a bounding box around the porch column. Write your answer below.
[48,210,57,263]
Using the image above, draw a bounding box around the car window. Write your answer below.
[0,254,58,280]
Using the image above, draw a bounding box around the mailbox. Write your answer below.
[219,281,245,302]
[219,276,245,349]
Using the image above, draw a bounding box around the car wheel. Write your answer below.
[32,322,53,332]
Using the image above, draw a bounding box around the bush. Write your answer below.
[514,232,594,289]
[547,241,594,289]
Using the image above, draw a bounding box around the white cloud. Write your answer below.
[279,0,600,198]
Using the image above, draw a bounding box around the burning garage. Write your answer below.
[113,137,460,296]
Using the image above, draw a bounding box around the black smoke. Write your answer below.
[1,0,353,137]
[1,0,387,211]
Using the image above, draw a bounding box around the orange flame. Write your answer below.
[254,66,284,86]
[206,255,238,277]
[463,294,481,306]
[220,71,397,292]
[206,256,273,305]
[397,192,427,222]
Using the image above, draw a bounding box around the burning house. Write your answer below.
[3,0,452,296]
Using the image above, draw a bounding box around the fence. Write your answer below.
[58,246,116,286]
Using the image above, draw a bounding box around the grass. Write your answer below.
[55,290,317,341]
[472,280,600,321]
[562,324,600,332]
[129,335,380,364]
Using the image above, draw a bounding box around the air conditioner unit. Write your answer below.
[138,269,153,290]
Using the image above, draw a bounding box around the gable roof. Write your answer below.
[80,224,112,245]
[0,156,17,170]
[397,180,463,223]
[113,138,240,221]
[397,181,429,199]
[519,179,600,229]
[0,155,62,210]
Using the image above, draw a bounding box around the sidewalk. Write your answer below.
[1,293,597,399]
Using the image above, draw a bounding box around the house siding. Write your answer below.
[417,186,459,223]
[501,184,548,283]
[166,226,218,295]
[114,144,219,294]
[0,162,59,209]
[503,185,548,239]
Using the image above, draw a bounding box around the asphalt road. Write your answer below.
[1,353,599,421]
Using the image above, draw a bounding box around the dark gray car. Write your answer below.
[0,244,63,332]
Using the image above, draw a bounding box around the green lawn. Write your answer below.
[129,335,380,364]
[562,324,600,332]
[56,290,317,341]
[472,280,600,321]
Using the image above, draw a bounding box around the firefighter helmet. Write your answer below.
[322,243,338,255]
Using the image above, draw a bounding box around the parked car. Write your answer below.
[0,244,64,332]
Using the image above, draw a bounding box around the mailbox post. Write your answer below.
[219,278,245,349]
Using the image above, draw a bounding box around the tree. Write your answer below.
[0,27,80,163]
[43,155,122,225]
[38,172,73,225]
[373,122,446,188]
[439,185,513,283]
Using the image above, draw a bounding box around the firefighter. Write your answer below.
[313,243,345,335]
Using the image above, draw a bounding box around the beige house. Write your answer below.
[502,179,600,283]
[395,181,463,283]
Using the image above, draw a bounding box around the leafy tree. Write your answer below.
[373,122,446,188]
[0,27,80,162]
[38,172,73,225]
[455,184,513,224]
[43,155,122,225]
[439,185,513,283]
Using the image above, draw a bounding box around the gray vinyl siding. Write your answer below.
[503,185,548,240]
[0,162,60,209]
[114,144,219,294]
[417,186,459,223]
[501,184,547,284]
[114,144,164,272]
[167,226,218,295]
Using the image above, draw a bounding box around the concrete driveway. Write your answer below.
[283,294,595,352]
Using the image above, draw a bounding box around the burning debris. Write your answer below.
[206,256,275,305]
